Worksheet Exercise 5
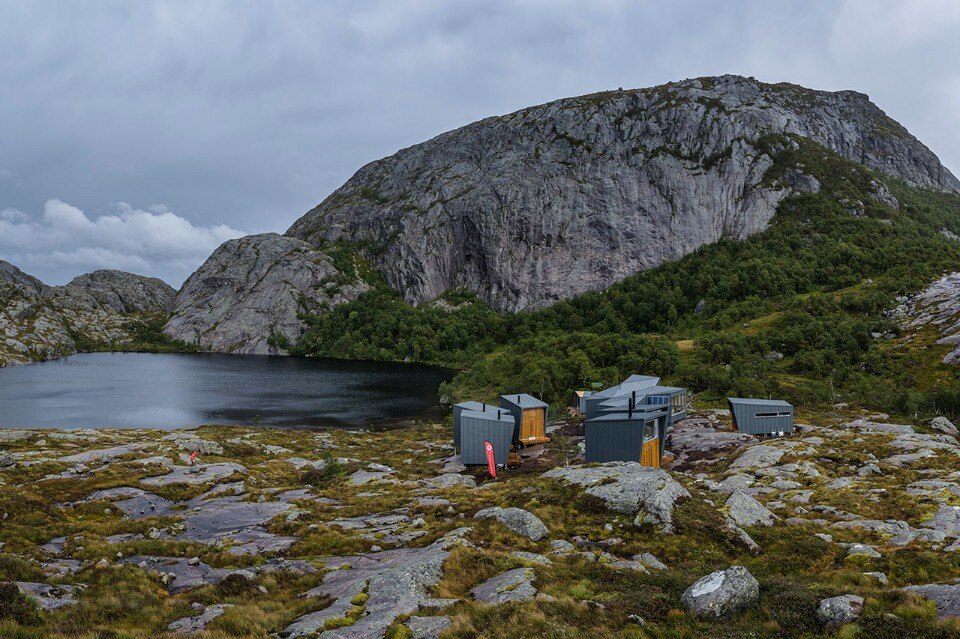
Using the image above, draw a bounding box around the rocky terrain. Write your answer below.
[163,75,960,354]
[0,260,176,366]
[898,271,960,364]
[3,408,960,637]
[164,234,370,355]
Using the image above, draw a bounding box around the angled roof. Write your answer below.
[599,385,686,407]
[455,401,501,413]
[727,397,794,408]
[593,375,661,399]
[587,407,668,422]
[501,394,548,409]
[460,408,514,423]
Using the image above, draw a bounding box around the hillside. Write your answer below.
[0,262,184,366]
[167,74,960,360]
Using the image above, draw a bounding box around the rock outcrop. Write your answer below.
[289,75,959,313]
[898,272,960,365]
[163,233,368,354]
[0,260,176,366]
[681,565,760,618]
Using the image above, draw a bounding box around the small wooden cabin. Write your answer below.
[584,405,669,467]
[727,398,794,435]
[500,394,550,445]
[453,401,501,451]
[459,408,515,466]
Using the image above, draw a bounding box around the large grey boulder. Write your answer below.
[474,507,549,541]
[930,416,959,436]
[288,75,957,313]
[817,594,864,629]
[920,504,960,536]
[681,566,760,618]
[903,583,960,619]
[545,462,690,532]
[470,568,537,604]
[729,445,785,471]
[164,233,369,355]
[725,490,777,527]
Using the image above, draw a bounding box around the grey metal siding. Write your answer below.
[585,415,662,463]
[728,399,794,435]
[453,401,499,449]
[460,413,514,465]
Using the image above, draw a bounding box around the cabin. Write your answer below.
[598,384,689,423]
[584,404,669,467]
[452,401,501,451]
[500,393,550,446]
[583,374,660,420]
[459,408,515,466]
[572,390,594,413]
[727,397,795,436]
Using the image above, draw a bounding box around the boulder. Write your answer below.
[544,463,690,532]
[474,507,548,541]
[406,615,452,639]
[817,594,864,629]
[168,604,232,633]
[729,445,785,471]
[470,568,537,604]
[903,583,960,619]
[930,416,958,436]
[681,566,760,618]
[725,490,777,527]
[920,504,960,536]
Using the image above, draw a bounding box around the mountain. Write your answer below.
[0,261,176,366]
[166,75,959,354]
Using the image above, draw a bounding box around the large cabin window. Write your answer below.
[754,411,792,418]
[671,393,686,411]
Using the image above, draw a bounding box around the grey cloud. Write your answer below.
[1,1,958,286]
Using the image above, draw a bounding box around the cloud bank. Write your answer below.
[1,1,959,286]
[0,200,244,287]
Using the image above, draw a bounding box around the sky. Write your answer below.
[1,0,959,287]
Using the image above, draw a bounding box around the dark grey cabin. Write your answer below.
[453,401,501,450]
[459,409,515,465]
[727,397,794,435]
[584,405,669,466]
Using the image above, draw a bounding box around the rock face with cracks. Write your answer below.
[473,506,549,541]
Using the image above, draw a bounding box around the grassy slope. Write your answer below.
[294,136,960,419]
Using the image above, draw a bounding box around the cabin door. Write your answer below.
[521,408,544,440]
[641,439,660,468]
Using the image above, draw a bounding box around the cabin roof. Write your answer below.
[728,397,794,408]
[455,401,501,412]
[460,409,514,423]
[593,375,661,398]
[500,394,548,409]
[588,408,667,422]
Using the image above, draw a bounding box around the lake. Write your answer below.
[0,352,454,429]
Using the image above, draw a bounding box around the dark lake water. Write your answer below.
[0,352,454,429]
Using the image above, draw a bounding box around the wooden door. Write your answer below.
[641,439,660,468]
[521,408,544,440]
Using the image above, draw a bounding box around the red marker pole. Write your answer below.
[484,441,496,479]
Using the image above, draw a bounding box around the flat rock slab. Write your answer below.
[141,462,246,486]
[278,530,468,639]
[175,494,294,555]
[470,567,537,604]
[725,490,777,527]
[406,615,452,639]
[545,462,690,532]
[903,583,960,619]
[16,582,81,610]
[126,555,315,593]
[729,445,785,471]
[921,504,960,536]
[168,603,232,633]
[59,443,149,464]
[81,487,175,519]
[841,419,915,434]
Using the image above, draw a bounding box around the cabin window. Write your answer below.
[671,393,686,411]
[643,419,656,441]
[754,411,792,418]
[649,396,669,405]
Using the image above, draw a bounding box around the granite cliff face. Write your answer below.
[164,234,369,354]
[289,75,959,312]
[0,261,175,366]
[168,74,959,353]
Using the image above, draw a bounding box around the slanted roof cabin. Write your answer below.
[727,398,794,435]
[500,394,550,445]
[453,401,500,451]
[599,384,688,422]
[459,408,514,466]
[584,403,669,467]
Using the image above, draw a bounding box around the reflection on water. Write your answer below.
[0,352,453,429]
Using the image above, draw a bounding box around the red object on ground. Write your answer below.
[190,451,198,464]
[484,441,496,479]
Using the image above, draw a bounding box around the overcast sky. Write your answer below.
[1,0,959,287]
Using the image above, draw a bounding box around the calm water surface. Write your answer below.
[0,352,454,429]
